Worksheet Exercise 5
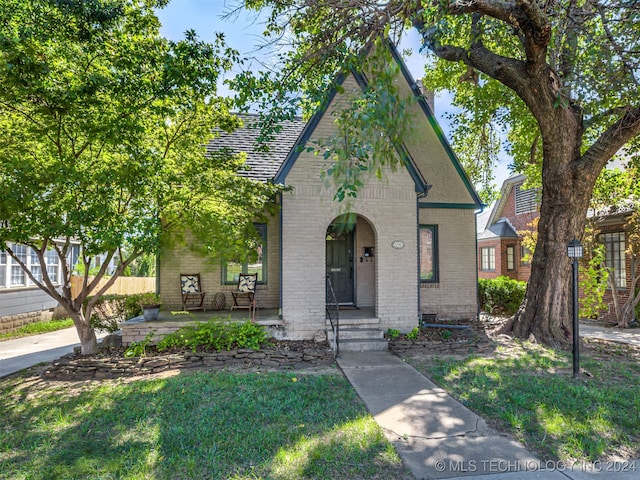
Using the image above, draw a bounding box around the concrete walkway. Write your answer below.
[337,351,638,480]
[580,323,640,347]
[0,327,107,378]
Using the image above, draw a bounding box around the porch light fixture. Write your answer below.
[567,238,583,378]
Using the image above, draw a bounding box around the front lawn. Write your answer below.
[0,318,74,341]
[0,370,411,480]
[408,338,640,463]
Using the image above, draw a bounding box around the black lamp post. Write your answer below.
[567,238,583,378]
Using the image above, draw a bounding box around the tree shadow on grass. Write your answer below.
[411,343,640,462]
[0,370,412,479]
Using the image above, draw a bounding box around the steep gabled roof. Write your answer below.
[205,41,482,210]
[386,41,483,207]
[486,173,527,227]
[205,114,306,183]
[273,41,483,206]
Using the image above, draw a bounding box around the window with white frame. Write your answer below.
[520,245,531,265]
[481,247,496,271]
[30,249,43,283]
[601,232,626,288]
[1,244,64,288]
[46,249,59,283]
[10,244,27,286]
[506,245,515,271]
[0,251,6,288]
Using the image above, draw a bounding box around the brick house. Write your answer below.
[158,42,483,342]
[589,205,639,324]
[477,174,539,282]
[479,171,638,325]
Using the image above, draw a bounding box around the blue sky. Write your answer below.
[155,0,511,189]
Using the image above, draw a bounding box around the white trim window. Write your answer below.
[1,244,63,289]
[601,232,626,288]
[506,245,515,271]
[0,251,6,288]
[30,249,43,283]
[46,249,59,283]
[481,247,496,271]
[10,244,27,286]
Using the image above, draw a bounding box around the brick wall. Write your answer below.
[159,213,281,312]
[420,208,479,320]
[280,98,420,338]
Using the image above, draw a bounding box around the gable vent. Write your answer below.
[515,184,538,214]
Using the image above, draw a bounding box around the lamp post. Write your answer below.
[567,238,583,378]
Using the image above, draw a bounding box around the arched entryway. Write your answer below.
[326,214,376,309]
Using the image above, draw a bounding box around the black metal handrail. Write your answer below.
[325,275,339,357]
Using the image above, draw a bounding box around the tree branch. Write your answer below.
[581,105,640,171]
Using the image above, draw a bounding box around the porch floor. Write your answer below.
[120,306,378,345]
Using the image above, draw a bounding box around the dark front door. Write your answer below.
[326,225,354,305]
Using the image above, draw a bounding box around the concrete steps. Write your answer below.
[327,324,388,352]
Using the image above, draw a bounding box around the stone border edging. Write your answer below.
[43,346,335,380]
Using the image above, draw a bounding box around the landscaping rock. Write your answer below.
[42,340,336,380]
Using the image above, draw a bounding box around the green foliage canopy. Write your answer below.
[0,0,281,352]
[233,0,640,195]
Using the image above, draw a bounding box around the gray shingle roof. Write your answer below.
[205,113,306,183]
[477,217,518,240]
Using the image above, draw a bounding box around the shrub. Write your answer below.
[157,318,267,352]
[406,327,420,340]
[386,328,400,339]
[124,331,155,358]
[478,276,526,315]
[88,293,147,333]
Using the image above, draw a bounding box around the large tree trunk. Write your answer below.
[70,311,99,355]
[501,110,601,346]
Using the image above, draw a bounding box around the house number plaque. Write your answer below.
[391,240,405,249]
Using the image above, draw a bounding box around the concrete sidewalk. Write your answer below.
[580,323,640,347]
[336,351,638,480]
[0,327,107,378]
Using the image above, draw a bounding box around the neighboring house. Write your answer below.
[476,174,539,282]
[159,41,483,343]
[588,204,638,324]
[0,242,81,333]
[480,168,638,324]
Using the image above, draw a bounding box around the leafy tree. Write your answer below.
[520,215,607,319]
[232,0,640,345]
[0,0,280,354]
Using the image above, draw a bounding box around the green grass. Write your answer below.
[409,342,640,463]
[0,371,410,480]
[0,318,74,341]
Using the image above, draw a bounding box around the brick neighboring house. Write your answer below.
[479,169,638,325]
[158,41,483,341]
[477,174,539,282]
[589,205,639,324]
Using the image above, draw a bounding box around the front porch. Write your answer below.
[120,307,378,346]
